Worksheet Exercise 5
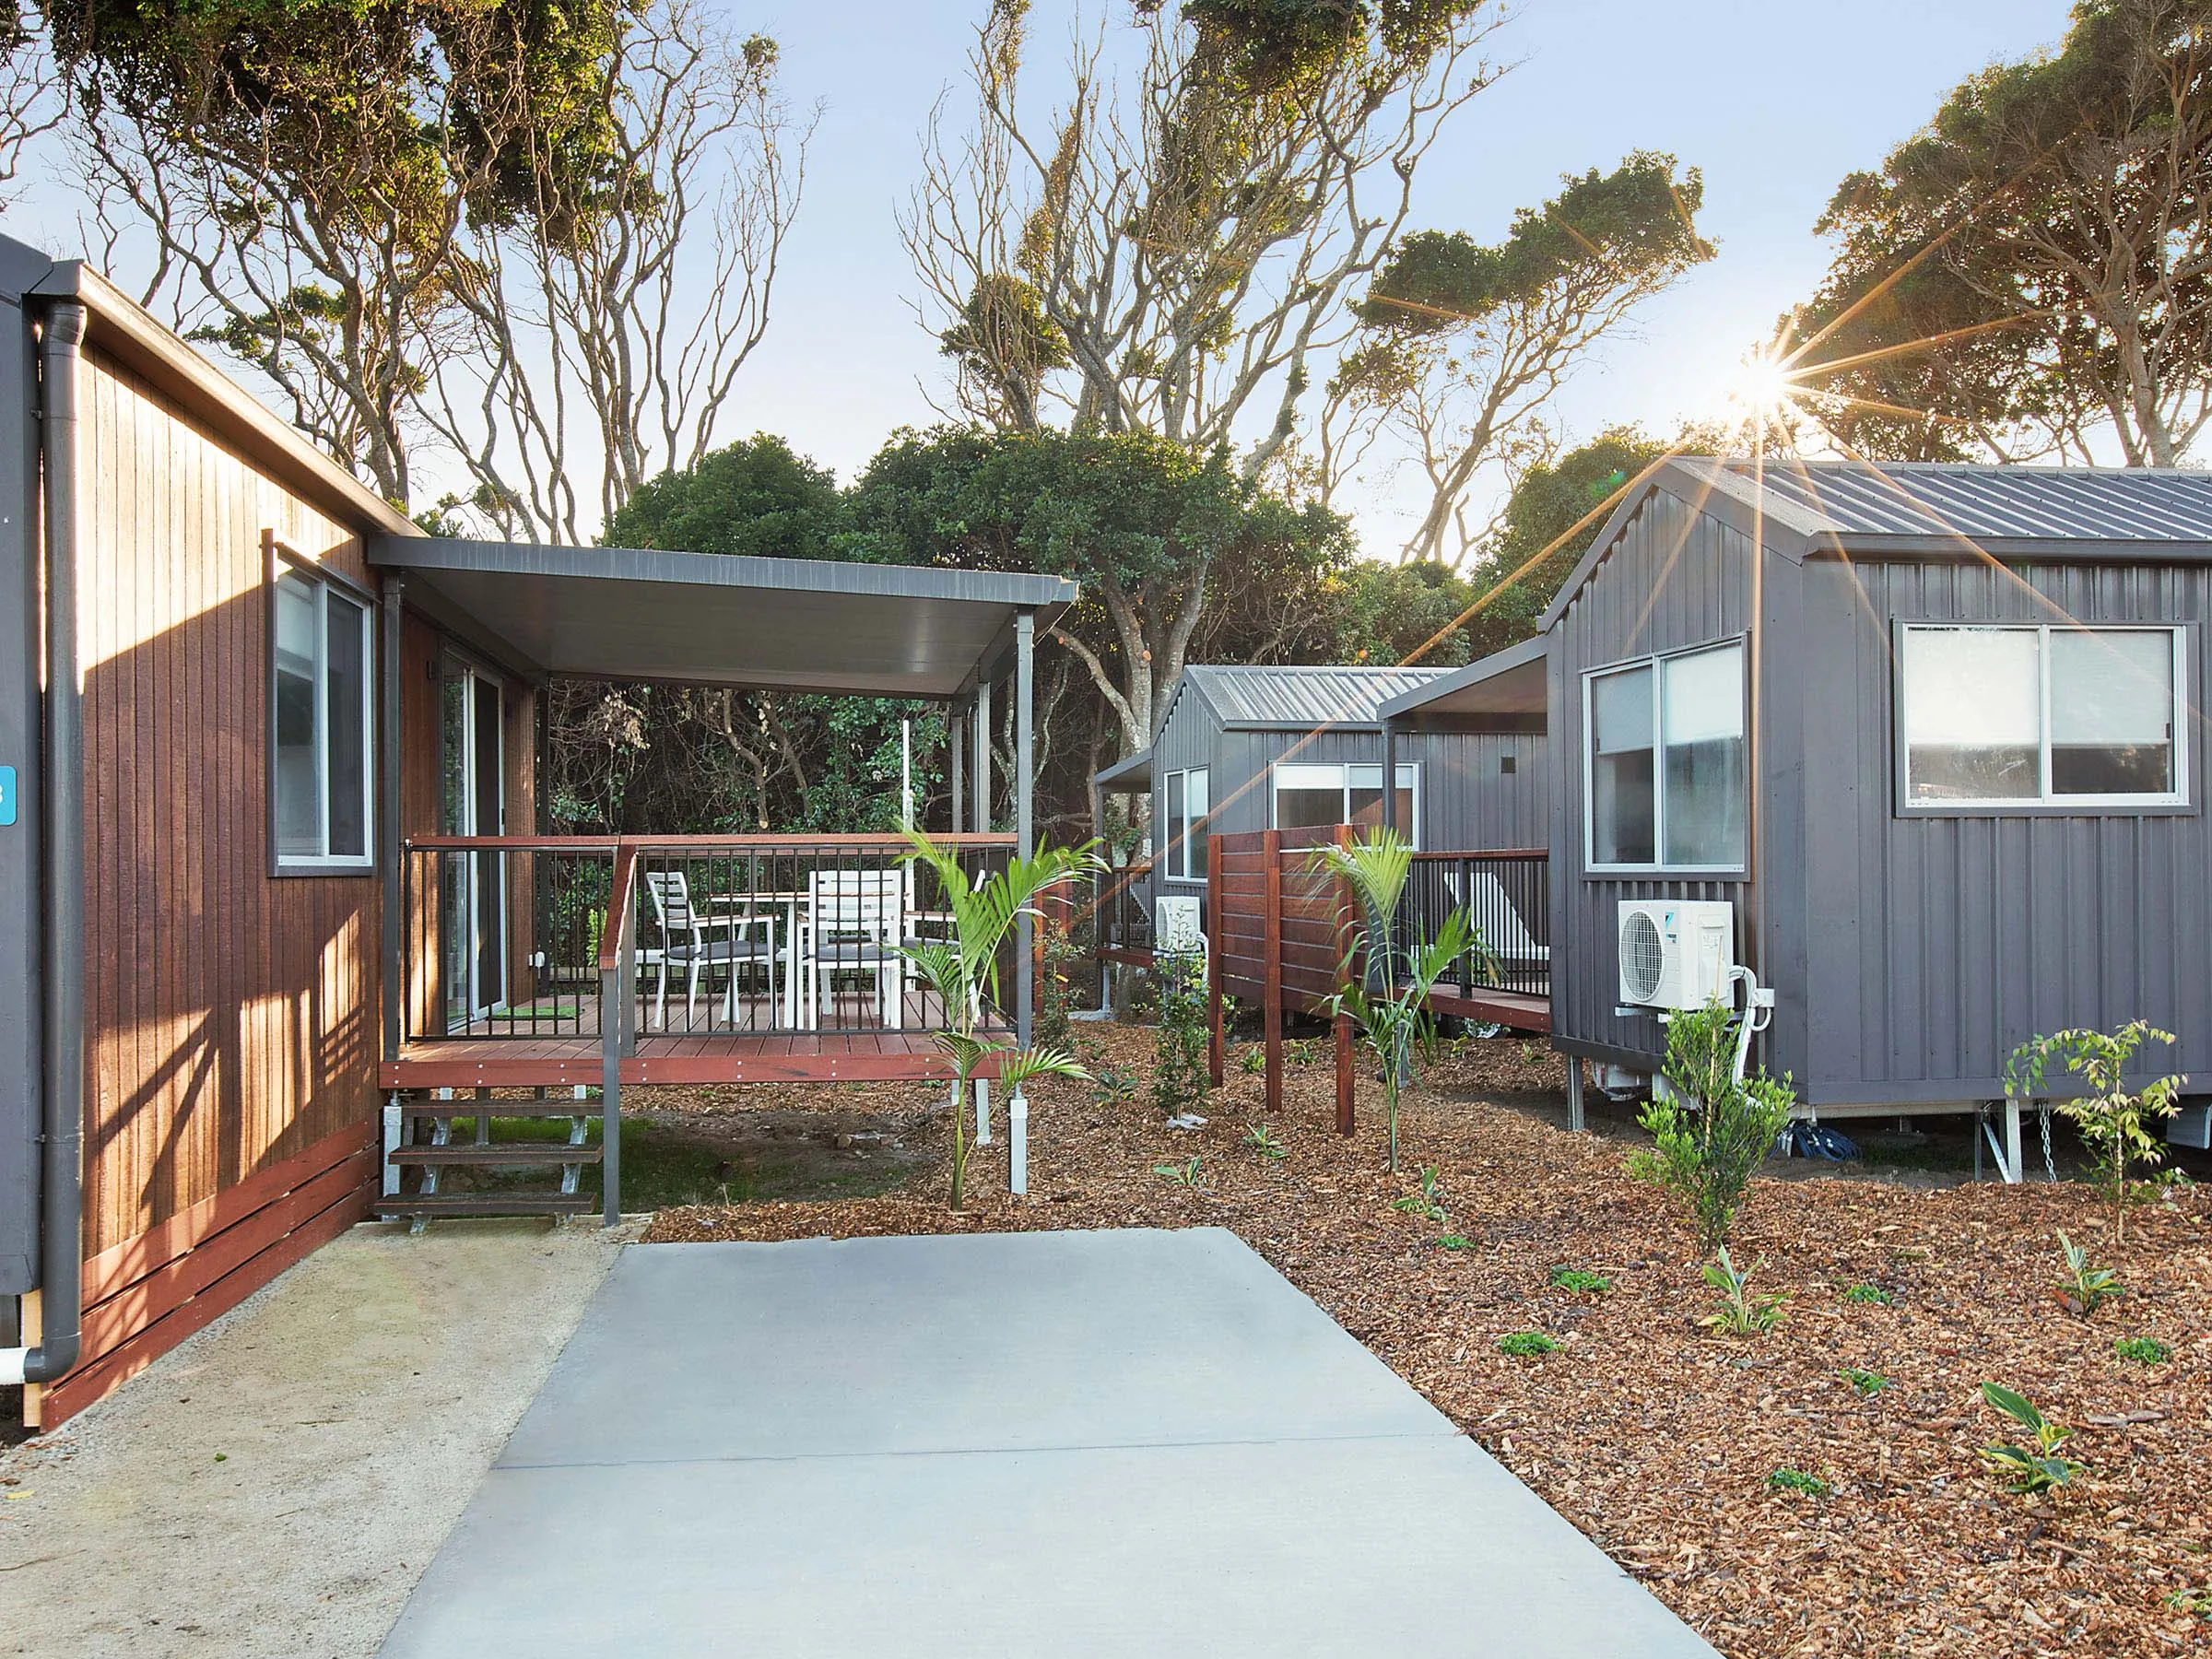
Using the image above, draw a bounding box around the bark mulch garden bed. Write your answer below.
[645,1024,2212,1658]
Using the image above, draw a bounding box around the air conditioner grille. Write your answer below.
[1620,911,1665,1002]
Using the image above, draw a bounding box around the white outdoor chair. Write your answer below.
[643,869,779,1030]
[801,868,907,1029]
[1443,869,1550,971]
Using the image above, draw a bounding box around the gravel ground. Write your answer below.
[0,1217,632,1659]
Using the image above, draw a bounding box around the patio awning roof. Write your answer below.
[366,536,1077,698]
[1094,747,1153,793]
[1374,637,1548,730]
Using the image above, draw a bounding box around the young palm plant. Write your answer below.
[1310,829,1477,1173]
[899,830,1103,1210]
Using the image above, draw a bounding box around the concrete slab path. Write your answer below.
[377,1227,1717,1658]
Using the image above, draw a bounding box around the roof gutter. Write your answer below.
[1,299,85,1389]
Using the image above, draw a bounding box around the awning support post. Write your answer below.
[972,678,992,833]
[949,699,966,833]
[1015,610,1034,1052]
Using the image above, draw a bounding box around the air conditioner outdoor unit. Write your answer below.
[1617,900,1736,1011]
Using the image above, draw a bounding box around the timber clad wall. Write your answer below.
[55,346,383,1421]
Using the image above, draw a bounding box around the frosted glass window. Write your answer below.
[1901,625,2182,805]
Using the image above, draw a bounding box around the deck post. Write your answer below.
[1015,609,1035,1051]
[972,678,992,833]
[380,577,405,1064]
[1334,824,1357,1135]
[950,699,966,833]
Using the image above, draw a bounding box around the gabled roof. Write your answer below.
[1539,458,2212,631]
[1168,664,1454,731]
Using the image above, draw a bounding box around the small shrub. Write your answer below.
[2006,1022,2185,1243]
[1841,1283,1894,1307]
[1978,1382,2084,1494]
[1436,1233,1475,1251]
[1548,1267,1611,1295]
[1390,1165,1449,1226]
[1630,1000,1796,1250]
[1239,1045,1267,1076]
[1035,912,1078,1051]
[1699,1247,1788,1336]
[2114,1335,2171,1365]
[1090,1063,1138,1107]
[1838,1367,1889,1396]
[1499,1331,1561,1359]
[2053,1230,2122,1318]
[1151,955,1213,1119]
[1767,1467,1829,1497]
[1151,1155,1206,1189]
[1243,1124,1288,1160]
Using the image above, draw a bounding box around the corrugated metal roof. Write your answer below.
[1182,664,1453,729]
[1677,457,2212,544]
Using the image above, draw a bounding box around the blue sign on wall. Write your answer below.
[0,765,13,827]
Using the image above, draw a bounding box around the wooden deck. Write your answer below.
[1425,985,1551,1034]
[384,991,995,1088]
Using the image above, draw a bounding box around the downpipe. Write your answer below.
[2,300,86,1389]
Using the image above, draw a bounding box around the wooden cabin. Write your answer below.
[0,237,1070,1428]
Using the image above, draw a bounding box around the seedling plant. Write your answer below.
[1548,1267,1611,1295]
[1391,1164,1449,1225]
[1243,1124,1288,1160]
[2053,1230,2122,1317]
[1152,1155,1206,1189]
[1767,1468,1829,1497]
[2006,1021,2185,1243]
[1978,1382,2083,1495]
[1838,1367,1890,1397]
[2113,1335,2171,1365]
[1699,1247,1788,1336]
[1499,1331,1561,1358]
[1841,1283,1894,1307]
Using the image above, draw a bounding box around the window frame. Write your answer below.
[1268,759,1420,847]
[1162,766,1211,884]
[1582,636,1749,877]
[1892,621,2192,816]
[267,549,378,877]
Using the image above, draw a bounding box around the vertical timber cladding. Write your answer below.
[0,250,45,1296]
[75,342,380,1269]
[1550,486,1759,1070]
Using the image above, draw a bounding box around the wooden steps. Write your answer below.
[390,1145,605,1168]
[379,1088,604,1230]
[374,1193,597,1219]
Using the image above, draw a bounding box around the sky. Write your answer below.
[2,0,2080,557]
[727,0,2077,554]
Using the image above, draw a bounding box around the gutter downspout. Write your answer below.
[1,300,86,1390]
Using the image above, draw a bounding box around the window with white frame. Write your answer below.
[1272,762,1418,842]
[1163,767,1209,880]
[1585,640,1746,870]
[1900,624,2184,806]
[272,566,374,870]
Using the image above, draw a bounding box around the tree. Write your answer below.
[2006,1021,2186,1244]
[908,1,1500,471]
[53,0,804,522]
[1335,154,1712,565]
[843,425,1353,757]
[1795,0,2212,466]
[0,7,58,201]
[1444,428,1668,660]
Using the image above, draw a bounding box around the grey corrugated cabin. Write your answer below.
[1095,663,1549,902]
[1542,455,2212,1134]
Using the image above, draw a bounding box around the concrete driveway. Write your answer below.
[378,1227,1716,1658]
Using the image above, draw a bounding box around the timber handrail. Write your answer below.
[597,841,641,976]
[408,831,1019,853]
[1408,846,1547,862]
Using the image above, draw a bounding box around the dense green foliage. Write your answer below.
[1795,0,2212,465]
[1632,1000,1796,1252]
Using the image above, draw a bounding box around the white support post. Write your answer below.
[1981,1099,2025,1184]
[974,1077,992,1147]
[382,1094,403,1198]
[1009,1091,1029,1197]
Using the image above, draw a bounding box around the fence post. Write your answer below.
[1263,829,1282,1120]
[1333,824,1355,1135]
[1206,832,1225,1086]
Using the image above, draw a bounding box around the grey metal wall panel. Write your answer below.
[1797,555,2212,1103]
[1549,488,1759,1072]
[0,251,48,1292]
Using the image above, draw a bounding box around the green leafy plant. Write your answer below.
[1766,1467,1829,1497]
[1239,1044,1267,1075]
[1151,1155,1206,1189]
[1699,1247,1788,1336]
[1390,1163,1449,1225]
[2054,1230,2123,1318]
[1548,1267,1611,1294]
[1841,1283,1894,1307]
[1629,1000,1796,1251]
[2165,1587,2212,1621]
[1839,1367,1890,1396]
[899,830,1103,1210]
[1499,1331,1561,1358]
[2113,1335,2171,1365]
[1436,1233,1475,1251]
[1242,1124,1288,1160]
[1090,1063,1138,1107]
[1034,910,1079,1051]
[2006,1022,2186,1243]
[1151,952,1213,1120]
[1978,1382,2084,1495]
[1310,829,1477,1173]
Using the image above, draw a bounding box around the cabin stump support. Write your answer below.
[1565,1056,1585,1134]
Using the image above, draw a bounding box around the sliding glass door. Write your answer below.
[441,665,507,1028]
